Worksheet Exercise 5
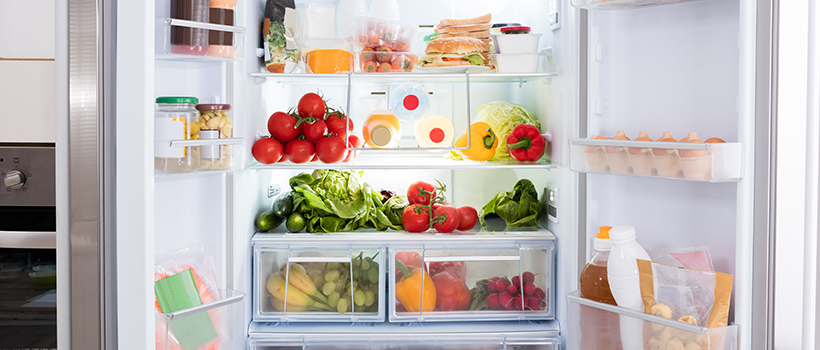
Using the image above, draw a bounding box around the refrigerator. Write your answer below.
[58,0,776,348]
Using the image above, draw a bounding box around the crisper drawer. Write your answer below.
[566,291,738,350]
[253,243,386,322]
[388,241,555,322]
[247,321,562,350]
[155,289,245,350]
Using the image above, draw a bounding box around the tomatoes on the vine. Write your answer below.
[251,137,283,164]
[302,120,327,143]
[284,139,314,164]
[407,181,437,206]
[326,114,353,137]
[402,204,430,233]
[432,205,461,233]
[267,112,301,142]
[342,135,362,162]
[297,93,326,121]
[456,206,478,231]
[315,136,347,164]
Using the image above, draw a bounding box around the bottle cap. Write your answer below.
[371,125,393,147]
[608,225,637,243]
[593,226,612,251]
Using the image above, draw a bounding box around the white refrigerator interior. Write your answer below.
[111,0,772,348]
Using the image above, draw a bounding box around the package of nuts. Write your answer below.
[195,104,234,170]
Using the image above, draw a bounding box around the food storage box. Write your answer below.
[155,289,245,350]
[388,238,555,322]
[566,290,738,350]
[296,38,354,74]
[195,104,233,170]
[253,242,386,322]
[569,138,743,182]
[491,34,542,54]
[491,53,539,73]
[354,17,417,53]
[357,50,417,73]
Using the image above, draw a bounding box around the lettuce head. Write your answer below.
[473,101,540,161]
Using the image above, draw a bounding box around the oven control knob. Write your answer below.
[4,170,26,190]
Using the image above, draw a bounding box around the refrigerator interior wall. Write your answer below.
[585,0,740,322]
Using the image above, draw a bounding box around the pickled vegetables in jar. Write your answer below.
[195,104,233,170]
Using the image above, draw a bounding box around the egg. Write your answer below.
[680,132,708,158]
[653,131,676,157]
[628,131,652,155]
[606,130,629,154]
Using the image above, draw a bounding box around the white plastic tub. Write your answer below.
[491,34,541,54]
[492,53,539,73]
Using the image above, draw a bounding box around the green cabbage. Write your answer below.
[473,101,540,161]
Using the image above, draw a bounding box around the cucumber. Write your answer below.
[272,192,294,218]
[286,212,306,233]
[256,210,284,232]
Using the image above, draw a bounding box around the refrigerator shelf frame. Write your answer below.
[250,72,559,84]
[248,152,555,171]
[570,0,701,10]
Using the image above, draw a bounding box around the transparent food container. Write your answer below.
[357,50,417,73]
[354,17,417,53]
[569,138,743,182]
[571,0,693,9]
[566,290,738,350]
[155,96,200,173]
[297,38,354,74]
[195,103,233,170]
[253,244,386,322]
[155,288,245,350]
[491,34,542,54]
[491,53,539,73]
[388,242,555,322]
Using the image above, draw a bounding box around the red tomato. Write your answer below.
[402,204,430,233]
[327,115,353,137]
[278,153,289,162]
[342,135,362,162]
[407,181,436,206]
[302,120,327,143]
[310,154,319,162]
[432,205,460,233]
[456,206,478,231]
[251,138,283,164]
[315,136,347,164]
[267,112,301,142]
[297,93,326,120]
[284,139,314,164]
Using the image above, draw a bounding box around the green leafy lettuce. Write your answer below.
[479,179,542,227]
[418,54,484,66]
[289,170,406,233]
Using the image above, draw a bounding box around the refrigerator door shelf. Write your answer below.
[158,18,246,61]
[569,139,742,182]
[247,320,561,350]
[253,245,386,323]
[250,152,555,171]
[571,0,698,10]
[566,290,738,350]
[155,289,245,350]
[250,72,559,84]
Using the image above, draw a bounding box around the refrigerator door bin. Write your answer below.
[155,288,245,350]
[569,139,742,182]
[253,244,386,322]
[566,290,738,350]
[388,240,555,322]
[570,0,699,9]
[159,18,246,61]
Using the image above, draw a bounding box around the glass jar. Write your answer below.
[195,104,233,170]
[170,0,210,55]
[207,0,237,57]
[155,97,200,173]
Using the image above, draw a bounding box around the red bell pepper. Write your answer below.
[506,124,545,162]
[429,261,467,283]
[431,271,471,311]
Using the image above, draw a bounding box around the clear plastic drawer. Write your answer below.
[253,244,386,322]
[388,242,555,322]
[155,288,245,350]
[567,290,738,350]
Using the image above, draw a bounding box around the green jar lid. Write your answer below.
[156,96,199,104]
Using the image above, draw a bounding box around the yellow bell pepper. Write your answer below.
[454,122,498,161]
[395,260,436,312]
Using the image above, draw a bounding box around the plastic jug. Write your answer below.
[391,82,430,122]
[606,225,650,350]
[336,0,367,39]
[415,114,454,148]
[362,109,402,148]
[579,226,622,350]
[367,0,400,21]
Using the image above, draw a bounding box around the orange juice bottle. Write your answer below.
[362,109,402,148]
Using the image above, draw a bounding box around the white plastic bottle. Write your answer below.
[367,0,400,21]
[606,225,650,350]
[336,0,367,39]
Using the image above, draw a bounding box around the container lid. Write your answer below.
[608,225,637,243]
[492,23,521,28]
[593,226,612,251]
[156,96,199,104]
[371,125,393,147]
[501,26,531,32]
[196,104,231,111]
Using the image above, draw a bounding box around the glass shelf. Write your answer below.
[250,72,559,84]
[249,152,555,171]
[571,0,698,9]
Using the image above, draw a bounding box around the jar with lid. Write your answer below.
[195,104,233,170]
[155,97,201,173]
[170,0,210,55]
[207,0,237,57]
[362,109,402,149]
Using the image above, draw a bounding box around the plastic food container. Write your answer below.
[297,38,354,74]
[491,33,542,54]
[170,0,210,55]
[490,23,521,36]
[501,26,531,35]
[491,53,539,73]
[354,17,416,52]
[155,97,201,173]
[358,50,417,73]
[195,104,233,170]
[207,0,237,57]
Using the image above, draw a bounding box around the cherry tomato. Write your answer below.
[407,181,436,206]
[302,120,327,143]
[251,137,283,164]
[432,205,461,233]
[327,115,353,137]
[315,136,347,164]
[402,204,430,233]
[284,139,314,164]
[297,92,326,120]
[342,135,362,162]
[267,111,301,142]
[456,206,478,231]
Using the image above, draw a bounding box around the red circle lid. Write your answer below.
[403,95,420,111]
[429,128,445,143]
[196,104,231,111]
[501,26,531,32]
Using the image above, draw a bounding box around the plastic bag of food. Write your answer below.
[638,259,733,350]
[647,247,714,271]
[262,0,298,73]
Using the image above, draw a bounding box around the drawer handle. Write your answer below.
[288,256,351,263]
[422,255,520,262]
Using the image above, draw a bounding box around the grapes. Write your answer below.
[336,298,349,314]
[365,290,375,306]
[353,268,361,279]
[361,260,371,270]
[325,270,340,282]
[328,292,340,307]
[322,281,336,296]
[354,290,366,306]
[309,251,379,315]
[367,268,379,284]
[327,262,340,269]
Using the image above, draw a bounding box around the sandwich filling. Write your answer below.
[419,53,484,66]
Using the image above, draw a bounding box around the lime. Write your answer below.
[255,210,284,232]
[286,212,306,233]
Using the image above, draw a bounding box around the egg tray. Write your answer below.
[568,139,743,182]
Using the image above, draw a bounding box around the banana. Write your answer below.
[270,296,308,312]
[266,271,328,307]
[286,264,329,303]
